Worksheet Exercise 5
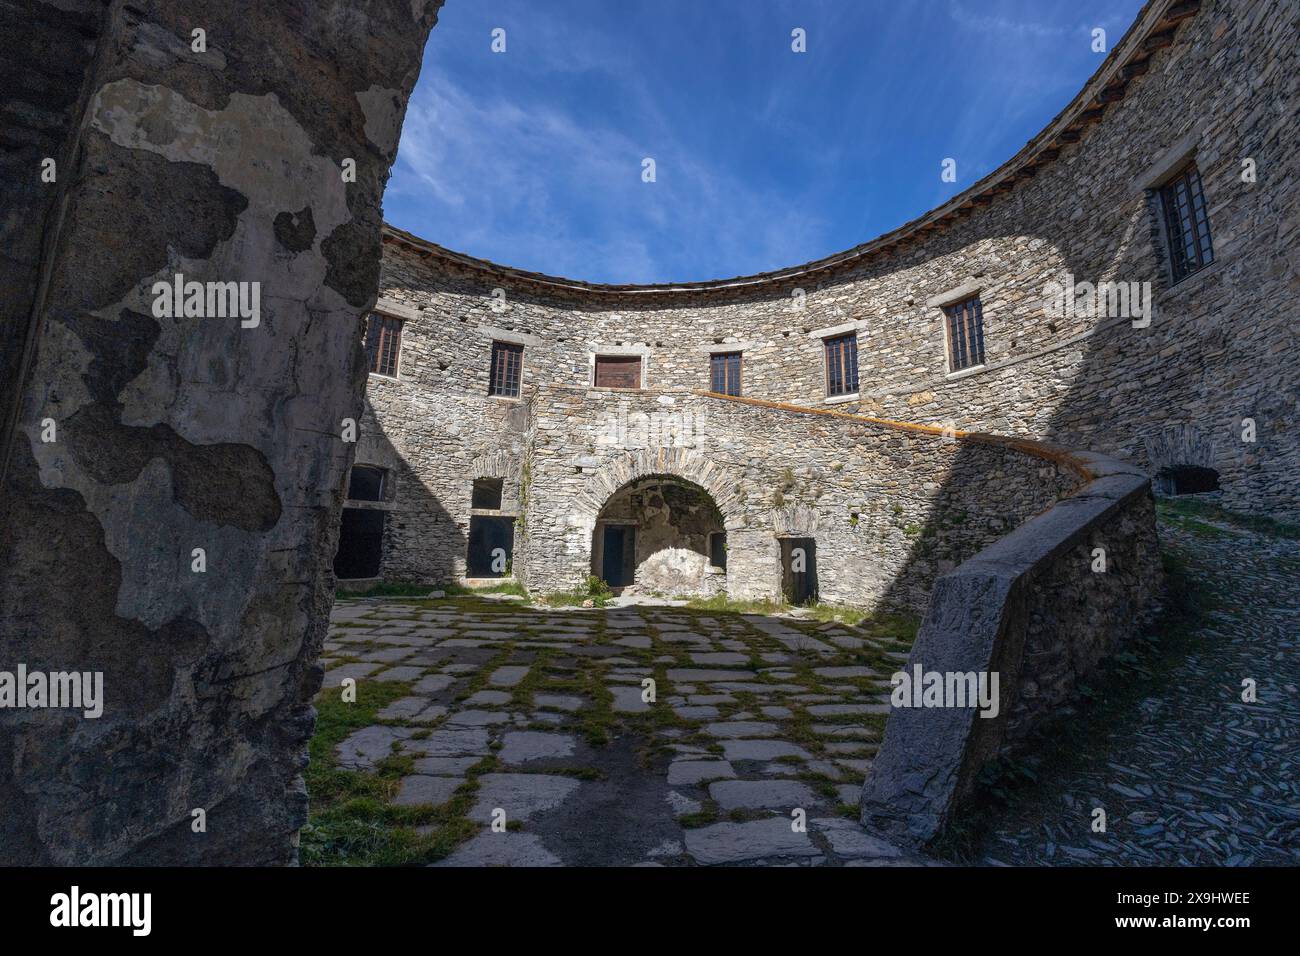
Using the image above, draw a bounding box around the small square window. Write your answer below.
[823,333,858,397]
[709,352,742,396]
[472,477,504,510]
[944,295,985,373]
[489,341,523,397]
[365,314,402,378]
[347,464,386,502]
[1158,162,1214,284]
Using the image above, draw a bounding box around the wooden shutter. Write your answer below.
[594,355,641,388]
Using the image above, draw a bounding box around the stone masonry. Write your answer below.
[360,0,1298,612]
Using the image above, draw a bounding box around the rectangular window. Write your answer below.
[347,464,386,502]
[594,355,642,389]
[365,313,402,378]
[944,295,986,373]
[823,333,858,397]
[709,352,742,396]
[472,477,504,510]
[1159,162,1214,283]
[489,341,523,397]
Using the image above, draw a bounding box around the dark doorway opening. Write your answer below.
[709,531,727,570]
[467,514,514,577]
[601,525,635,588]
[1156,465,1220,495]
[334,508,385,579]
[780,537,818,605]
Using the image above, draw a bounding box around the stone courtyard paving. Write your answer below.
[304,593,919,866]
[971,502,1300,866]
[304,505,1298,868]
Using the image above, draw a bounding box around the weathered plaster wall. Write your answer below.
[0,0,444,865]
[593,477,726,597]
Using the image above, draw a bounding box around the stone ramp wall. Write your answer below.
[859,454,1160,849]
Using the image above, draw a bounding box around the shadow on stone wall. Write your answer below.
[349,392,466,585]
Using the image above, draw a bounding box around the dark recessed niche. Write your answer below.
[347,464,386,501]
[1156,465,1220,496]
[472,476,504,510]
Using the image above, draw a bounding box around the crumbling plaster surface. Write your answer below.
[596,478,725,596]
[0,1,445,865]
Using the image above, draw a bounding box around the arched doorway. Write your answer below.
[591,475,727,597]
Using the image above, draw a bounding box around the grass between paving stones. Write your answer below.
[1156,496,1300,540]
[334,582,440,599]
[801,602,872,627]
[301,679,480,866]
[685,594,788,615]
[556,675,617,747]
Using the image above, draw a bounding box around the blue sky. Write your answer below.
[384,0,1145,284]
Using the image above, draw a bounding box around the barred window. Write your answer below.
[823,333,858,397]
[489,341,523,397]
[365,314,402,378]
[1159,163,1214,283]
[944,295,985,372]
[709,352,742,396]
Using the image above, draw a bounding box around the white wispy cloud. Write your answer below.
[386,62,829,284]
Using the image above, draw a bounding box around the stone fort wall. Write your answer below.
[364,0,1298,588]
[515,388,1083,612]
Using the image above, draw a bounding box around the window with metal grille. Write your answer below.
[823,333,858,397]
[944,295,986,372]
[365,314,402,377]
[709,352,742,396]
[489,341,523,397]
[1159,163,1214,283]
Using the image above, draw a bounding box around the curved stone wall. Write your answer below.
[372,0,1299,539]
